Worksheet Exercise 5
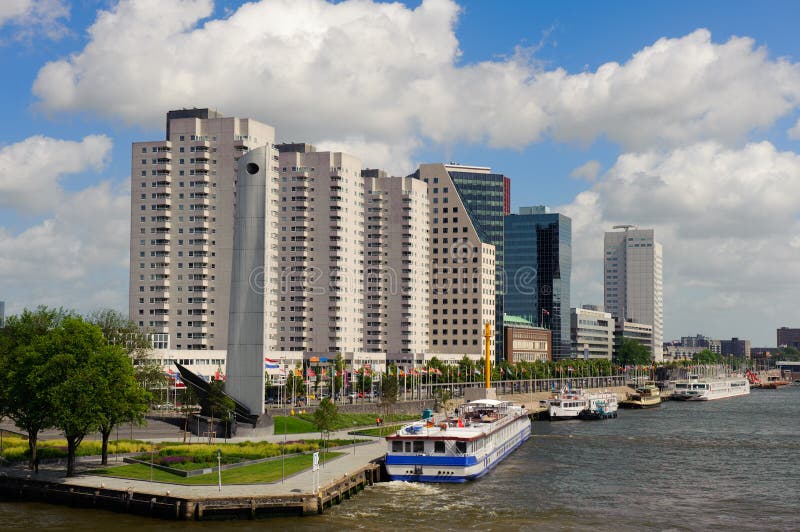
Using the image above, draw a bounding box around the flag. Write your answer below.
[265,361,279,369]
[264,357,279,363]
[294,368,302,377]
[568,366,575,372]
[543,309,550,315]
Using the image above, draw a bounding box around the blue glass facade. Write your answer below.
[504,212,572,359]
[447,170,507,359]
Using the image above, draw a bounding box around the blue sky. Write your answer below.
[2,0,800,345]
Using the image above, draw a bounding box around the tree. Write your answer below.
[0,307,70,469]
[45,316,126,476]
[614,337,652,366]
[88,309,152,464]
[692,349,723,365]
[380,370,399,426]
[88,309,165,394]
[93,348,151,465]
[312,397,339,453]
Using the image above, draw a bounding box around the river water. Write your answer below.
[2,386,798,531]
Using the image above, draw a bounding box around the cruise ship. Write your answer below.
[672,375,750,401]
[384,398,531,482]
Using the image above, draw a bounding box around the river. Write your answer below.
[2,386,798,530]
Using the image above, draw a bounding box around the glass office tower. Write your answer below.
[505,207,572,359]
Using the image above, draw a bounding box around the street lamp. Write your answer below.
[217,448,222,492]
[352,421,357,455]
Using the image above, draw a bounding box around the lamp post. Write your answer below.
[217,449,222,492]
[150,444,155,481]
[352,421,357,455]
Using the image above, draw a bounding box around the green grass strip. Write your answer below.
[92,452,343,485]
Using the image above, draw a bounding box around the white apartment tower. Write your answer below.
[415,163,497,361]
[275,144,365,356]
[129,109,276,351]
[604,226,663,361]
[363,173,430,356]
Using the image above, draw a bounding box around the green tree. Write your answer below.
[200,379,235,437]
[93,348,151,465]
[312,397,339,457]
[692,349,723,365]
[614,337,652,366]
[380,370,399,425]
[0,307,70,469]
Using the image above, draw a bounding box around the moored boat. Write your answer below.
[620,384,662,409]
[672,375,750,401]
[384,399,531,482]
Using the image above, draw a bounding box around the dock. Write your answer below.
[0,438,386,520]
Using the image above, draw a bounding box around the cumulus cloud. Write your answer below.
[560,141,800,343]
[32,0,800,162]
[0,0,69,40]
[0,134,112,213]
[0,180,130,316]
[570,160,601,181]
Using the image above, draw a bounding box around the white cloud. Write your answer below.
[570,160,601,181]
[32,1,800,158]
[0,134,112,213]
[560,141,800,344]
[788,117,800,140]
[0,0,69,40]
[0,180,130,316]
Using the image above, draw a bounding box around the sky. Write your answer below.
[1,0,799,345]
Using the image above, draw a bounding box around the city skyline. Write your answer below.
[2,1,800,345]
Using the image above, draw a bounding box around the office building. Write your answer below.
[503,314,551,362]
[777,327,800,349]
[604,226,663,361]
[571,306,615,360]
[505,206,572,359]
[720,337,751,358]
[129,108,277,351]
[614,320,654,359]
[412,163,499,361]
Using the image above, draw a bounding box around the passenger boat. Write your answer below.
[384,323,531,482]
[543,389,588,420]
[578,391,619,419]
[620,384,662,409]
[672,375,750,401]
[384,398,531,482]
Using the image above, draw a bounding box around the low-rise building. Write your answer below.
[503,314,551,363]
[615,320,654,359]
[571,306,615,360]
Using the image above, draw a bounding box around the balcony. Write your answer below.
[152,300,170,311]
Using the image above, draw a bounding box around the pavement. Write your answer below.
[0,421,386,499]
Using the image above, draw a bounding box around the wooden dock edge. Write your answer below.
[0,461,383,521]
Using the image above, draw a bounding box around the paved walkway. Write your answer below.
[1,432,387,499]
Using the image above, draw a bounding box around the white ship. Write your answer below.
[542,389,619,420]
[672,375,750,401]
[384,399,531,482]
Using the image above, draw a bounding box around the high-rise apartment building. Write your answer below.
[363,173,430,356]
[129,109,276,351]
[413,163,498,361]
[777,327,800,349]
[505,206,572,359]
[275,144,365,356]
[604,226,663,361]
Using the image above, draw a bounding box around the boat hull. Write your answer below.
[385,422,531,483]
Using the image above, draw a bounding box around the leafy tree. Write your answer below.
[0,307,70,469]
[775,347,800,361]
[93,348,150,465]
[692,349,723,365]
[380,370,399,424]
[88,309,164,393]
[312,397,339,454]
[614,337,652,366]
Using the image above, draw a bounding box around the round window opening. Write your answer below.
[246,162,260,175]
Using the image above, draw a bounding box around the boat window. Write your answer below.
[413,441,424,453]
[455,441,467,454]
[434,441,446,453]
[404,441,412,452]
[392,441,403,453]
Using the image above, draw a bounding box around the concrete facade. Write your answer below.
[604,226,663,361]
[414,163,497,361]
[571,306,615,360]
[720,337,751,358]
[129,109,276,352]
[226,147,280,415]
[614,320,654,357]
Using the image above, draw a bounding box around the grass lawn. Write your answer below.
[92,452,343,485]
[273,412,418,435]
[350,424,405,437]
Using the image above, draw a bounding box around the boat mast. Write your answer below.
[485,322,492,390]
